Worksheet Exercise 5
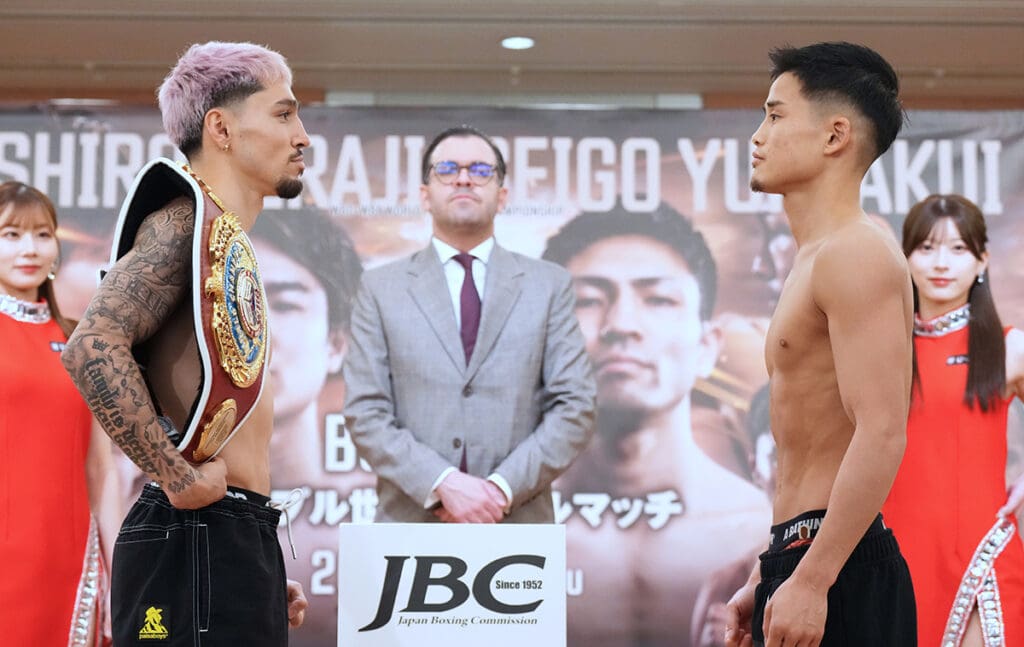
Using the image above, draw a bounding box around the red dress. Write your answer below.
[0,307,100,646]
[884,323,1024,647]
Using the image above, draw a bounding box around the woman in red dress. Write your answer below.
[884,194,1024,647]
[0,182,121,646]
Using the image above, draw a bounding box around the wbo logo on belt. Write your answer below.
[206,211,267,390]
[189,204,270,462]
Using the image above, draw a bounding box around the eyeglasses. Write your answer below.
[431,160,498,186]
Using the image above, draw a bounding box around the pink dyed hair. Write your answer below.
[157,41,293,157]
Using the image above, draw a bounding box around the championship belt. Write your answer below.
[111,158,268,463]
[942,516,1016,647]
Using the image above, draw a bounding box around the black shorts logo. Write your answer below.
[138,605,169,641]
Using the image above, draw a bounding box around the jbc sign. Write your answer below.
[339,523,566,646]
[360,554,546,631]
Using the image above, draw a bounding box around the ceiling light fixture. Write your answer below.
[501,36,535,51]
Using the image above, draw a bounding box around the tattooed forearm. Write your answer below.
[64,334,191,487]
[143,423,178,468]
[166,470,198,494]
[111,425,159,477]
[61,198,198,488]
[83,358,122,424]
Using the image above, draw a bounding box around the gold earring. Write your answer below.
[223,142,230,152]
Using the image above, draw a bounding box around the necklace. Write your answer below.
[0,293,51,324]
[914,303,970,337]
[181,164,228,212]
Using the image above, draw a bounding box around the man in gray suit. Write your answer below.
[343,125,596,523]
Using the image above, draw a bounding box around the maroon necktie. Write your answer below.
[454,253,480,365]
[453,253,479,473]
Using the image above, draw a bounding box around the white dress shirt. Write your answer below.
[424,236,512,513]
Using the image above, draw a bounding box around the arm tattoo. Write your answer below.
[62,197,199,487]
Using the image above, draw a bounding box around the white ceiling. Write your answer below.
[1,0,1022,107]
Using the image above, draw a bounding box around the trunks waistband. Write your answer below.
[768,509,886,553]
[223,485,272,506]
[761,512,899,579]
[142,482,280,525]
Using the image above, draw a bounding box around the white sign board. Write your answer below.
[338,523,566,647]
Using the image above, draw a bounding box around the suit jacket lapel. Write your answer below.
[467,244,523,380]
[407,247,465,372]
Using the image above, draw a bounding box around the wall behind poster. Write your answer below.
[4,106,1022,647]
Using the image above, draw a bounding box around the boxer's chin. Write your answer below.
[276,178,304,200]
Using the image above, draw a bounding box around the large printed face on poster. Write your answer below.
[4,105,1023,647]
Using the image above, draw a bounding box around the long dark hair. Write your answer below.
[0,181,75,337]
[902,194,1004,411]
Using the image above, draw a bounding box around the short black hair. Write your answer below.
[769,41,905,160]
[541,202,717,321]
[250,208,363,333]
[420,125,507,185]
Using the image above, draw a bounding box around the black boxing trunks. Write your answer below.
[752,510,917,647]
[111,157,268,463]
[111,484,288,646]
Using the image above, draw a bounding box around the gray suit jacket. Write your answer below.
[343,243,596,523]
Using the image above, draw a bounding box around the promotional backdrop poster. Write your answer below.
[4,105,1022,647]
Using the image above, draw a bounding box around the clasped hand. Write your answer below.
[433,471,507,523]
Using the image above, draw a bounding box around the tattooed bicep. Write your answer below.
[82,197,195,342]
[130,196,196,270]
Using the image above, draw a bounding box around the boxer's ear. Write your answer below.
[203,107,232,154]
